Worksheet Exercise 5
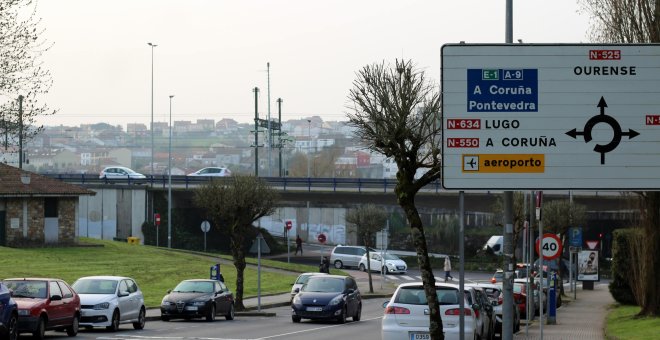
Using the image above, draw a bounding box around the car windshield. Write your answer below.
[383,254,400,260]
[303,278,344,293]
[295,274,314,285]
[4,280,48,299]
[72,279,118,294]
[394,286,459,305]
[173,281,214,293]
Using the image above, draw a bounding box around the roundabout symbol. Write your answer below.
[566,96,639,164]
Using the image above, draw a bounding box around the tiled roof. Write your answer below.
[0,163,95,197]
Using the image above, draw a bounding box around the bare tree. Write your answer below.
[193,175,278,310]
[345,204,387,293]
[580,0,660,316]
[0,0,55,154]
[347,59,444,339]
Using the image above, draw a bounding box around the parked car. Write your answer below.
[381,282,478,340]
[187,167,232,177]
[329,245,374,269]
[358,252,407,274]
[71,276,145,331]
[99,166,146,182]
[290,272,327,302]
[513,279,538,318]
[465,284,496,340]
[3,278,80,339]
[0,282,18,340]
[291,275,361,324]
[160,279,234,322]
[478,283,520,337]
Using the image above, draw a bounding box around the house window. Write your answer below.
[44,198,58,218]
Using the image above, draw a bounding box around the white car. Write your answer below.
[72,276,146,331]
[187,167,232,177]
[290,272,327,302]
[382,282,478,340]
[99,166,146,181]
[358,252,407,274]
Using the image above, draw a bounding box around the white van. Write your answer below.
[483,235,503,255]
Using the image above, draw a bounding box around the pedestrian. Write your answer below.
[295,235,303,255]
[319,256,330,273]
[444,256,453,282]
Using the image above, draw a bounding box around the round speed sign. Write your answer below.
[317,233,327,244]
[535,233,563,260]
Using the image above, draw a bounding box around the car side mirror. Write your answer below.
[346,288,355,294]
[50,295,62,301]
[118,290,129,297]
[167,289,172,294]
[294,288,300,293]
[382,301,389,308]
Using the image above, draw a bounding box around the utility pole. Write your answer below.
[277,98,283,177]
[267,62,272,177]
[253,87,260,176]
[18,95,24,169]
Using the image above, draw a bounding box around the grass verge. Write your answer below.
[605,304,660,339]
[0,238,329,307]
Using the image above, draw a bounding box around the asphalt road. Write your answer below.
[41,298,387,340]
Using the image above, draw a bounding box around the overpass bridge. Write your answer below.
[45,174,635,248]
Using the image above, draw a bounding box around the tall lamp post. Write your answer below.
[147,42,157,180]
[167,95,174,248]
[307,119,311,178]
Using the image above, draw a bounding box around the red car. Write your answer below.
[3,278,80,339]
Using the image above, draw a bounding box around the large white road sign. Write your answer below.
[441,44,660,189]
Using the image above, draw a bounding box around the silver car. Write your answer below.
[72,276,146,331]
[99,166,146,182]
[330,245,374,269]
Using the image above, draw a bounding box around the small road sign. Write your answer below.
[285,220,293,230]
[317,233,327,244]
[154,213,161,227]
[536,233,563,260]
[200,220,210,233]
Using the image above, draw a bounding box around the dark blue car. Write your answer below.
[291,275,361,324]
[0,282,18,340]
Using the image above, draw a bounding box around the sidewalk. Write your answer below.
[514,283,614,339]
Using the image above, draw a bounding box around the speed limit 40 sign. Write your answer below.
[535,233,563,260]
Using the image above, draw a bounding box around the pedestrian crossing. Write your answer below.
[384,275,460,282]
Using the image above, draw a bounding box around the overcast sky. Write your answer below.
[33,0,591,128]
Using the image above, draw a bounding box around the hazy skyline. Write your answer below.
[32,0,591,128]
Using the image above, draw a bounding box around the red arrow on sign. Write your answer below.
[585,240,599,249]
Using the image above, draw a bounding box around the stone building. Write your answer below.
[0,163,94,247]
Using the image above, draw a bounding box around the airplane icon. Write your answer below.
[463,155,479,171]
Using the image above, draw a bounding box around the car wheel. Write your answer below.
[33,316,46,340]
[382,266,389,275]
[133,308,146,330]
[160,315,170,322]
[292,315,301,323]
[225,303,235,320]
[106,310,120,331]
[334,260,343,269]
[66,314,79,336]
[359,263,366,272]
[336,307,346,324]
[206,304,216,322]
[353,304,361,322]
[6,313,17,340]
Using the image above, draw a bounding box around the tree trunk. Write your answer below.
[364,238,374,293]
[231,236,247,311]
[638,192,660,316]
[398,190,443,340]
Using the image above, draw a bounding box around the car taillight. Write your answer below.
[498,296,503,305]
[473,307,480,318]
[445,308,472,316]
[384,306,410,315]
[490,278,496,283]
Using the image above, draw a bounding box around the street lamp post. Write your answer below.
[307,119,311,178]
[147,42,157,180]
[167,95,174,248]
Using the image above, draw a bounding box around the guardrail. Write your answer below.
[42,174,445,193]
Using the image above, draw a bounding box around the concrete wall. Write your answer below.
[78,187,146,243]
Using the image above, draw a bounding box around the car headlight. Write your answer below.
[93,302,110,310]
[18,309,30,316]
[329,295,344,306]
[161,300,171,306]
[292,295,301,305]
[191,301,207,306]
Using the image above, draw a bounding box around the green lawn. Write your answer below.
[606,304,660,339]
[0,238,326,307]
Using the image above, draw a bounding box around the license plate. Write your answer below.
[306,307,323,312]
[185,306,198,311]
[410,332,430,340]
